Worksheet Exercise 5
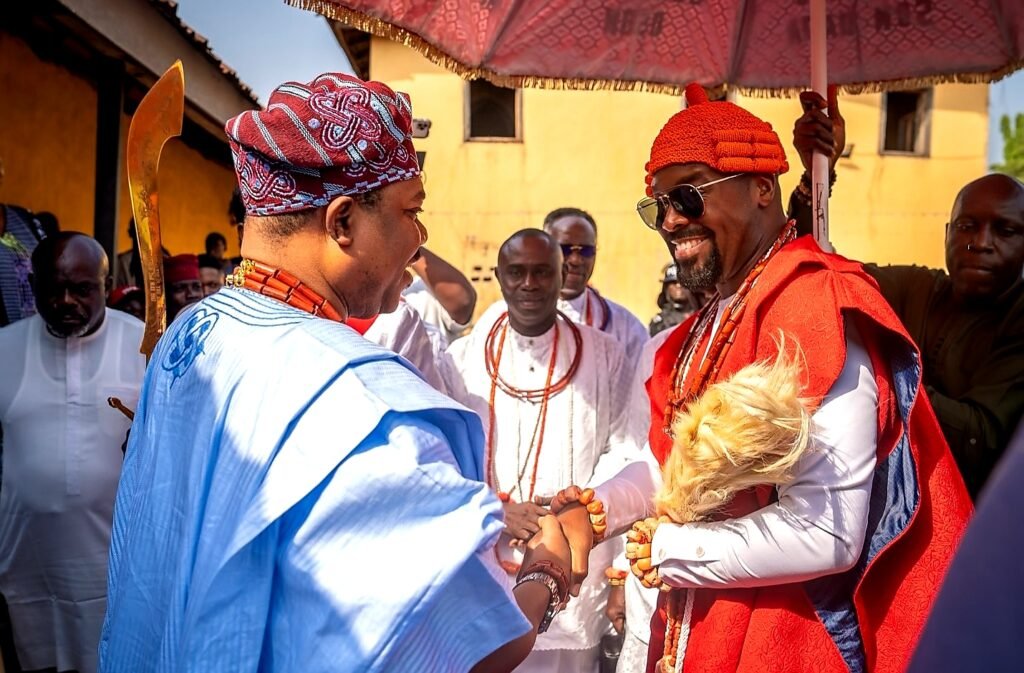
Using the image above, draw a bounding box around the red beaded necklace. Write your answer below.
[661,221,796,438]
[660,220,797,669]
[227,259,344,322]
[483,311,583,501]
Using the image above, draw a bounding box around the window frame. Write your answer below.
[878,88,933,157]
[464,81,523,143]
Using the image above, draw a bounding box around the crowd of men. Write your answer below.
[0,71,1021,673]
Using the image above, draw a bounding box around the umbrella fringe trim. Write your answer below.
[288,0,1022,98]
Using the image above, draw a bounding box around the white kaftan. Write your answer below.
[560,287,649,366]
[403,276,470,346]
[363,299,448,393]
[444,312,638,671]
[614,328,674,673]
[0,310,145,673]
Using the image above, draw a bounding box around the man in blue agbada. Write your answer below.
[99,73,585,673]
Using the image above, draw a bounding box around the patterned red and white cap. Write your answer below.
[225,73,421,216]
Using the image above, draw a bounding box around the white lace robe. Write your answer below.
[444,312,638,654]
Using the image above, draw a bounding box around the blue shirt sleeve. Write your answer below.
[267,413,530,673]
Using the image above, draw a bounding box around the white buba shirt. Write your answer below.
[593,300,879,663]
[444,313,640,652]
[612,328,673,655]
[402,277,470,346]
[560,286,650,367]
[0,310,145,673]
[363,299,448,394]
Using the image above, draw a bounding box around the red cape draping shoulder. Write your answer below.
[644,236,971,673]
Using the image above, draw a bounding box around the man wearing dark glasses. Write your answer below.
[550,83,970,673]
[542,208,650,365]
[794,89,1024,500]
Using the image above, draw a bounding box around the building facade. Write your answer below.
[0,0,257,277]
[351,34,989,322]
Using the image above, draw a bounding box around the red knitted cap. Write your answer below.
[165,254,200,285]
[645,84,789,195]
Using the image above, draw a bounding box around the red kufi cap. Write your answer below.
[109,285,143,306]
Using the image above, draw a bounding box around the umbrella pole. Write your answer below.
[810,0,833,251]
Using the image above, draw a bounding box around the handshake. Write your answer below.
[505,485,602,598]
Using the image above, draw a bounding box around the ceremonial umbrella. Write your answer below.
[288,0,1024,246]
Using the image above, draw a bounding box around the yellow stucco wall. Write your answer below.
[0,31,240,264]
[114,115,239,258]
[733,85,989,271]
[0,32,98,235]
[371,37,988,322]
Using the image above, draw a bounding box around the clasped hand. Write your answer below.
[506,487,596,597]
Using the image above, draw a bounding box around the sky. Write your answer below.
[177,0,1024,167]
[175,0,353,104]
[989,71,1024,166]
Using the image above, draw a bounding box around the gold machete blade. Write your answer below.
[126,60,184,359]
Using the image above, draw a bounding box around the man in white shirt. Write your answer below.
[543,208,649,365]
[444,229,637,673]
[0,233,145,673]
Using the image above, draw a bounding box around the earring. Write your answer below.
[967,243,974,252]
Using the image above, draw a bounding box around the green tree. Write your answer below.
[991,113,1024,179]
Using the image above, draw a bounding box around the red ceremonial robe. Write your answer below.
[645,236,972,673]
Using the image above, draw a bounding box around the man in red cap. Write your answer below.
[99,73,579,673]
[164,253,202,322]
[108,285,144,321]
[550,83,971,673]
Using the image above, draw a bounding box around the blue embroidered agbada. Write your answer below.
[99,290,529,672]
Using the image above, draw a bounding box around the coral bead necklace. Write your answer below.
[658,220,796,672]
[484,311,583,501]
[227,259,344,322]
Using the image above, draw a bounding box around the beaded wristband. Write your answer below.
[626,518,666,590]
[794,169,837,207]
[517,560,570,633]
[605,567,629,587]
[577,488,607,542]
[519,560,570,605]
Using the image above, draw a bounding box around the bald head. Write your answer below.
[945,173,1024,303]
[31,232,108,277]
[951,174,1024,220]
[31,233,111,337]
[496,229,564,337]
[498,229,562,266]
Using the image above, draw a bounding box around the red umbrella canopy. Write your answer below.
[291,0,1023,93]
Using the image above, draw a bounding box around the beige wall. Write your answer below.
[735,85,989,271]
[378,37,988,322]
